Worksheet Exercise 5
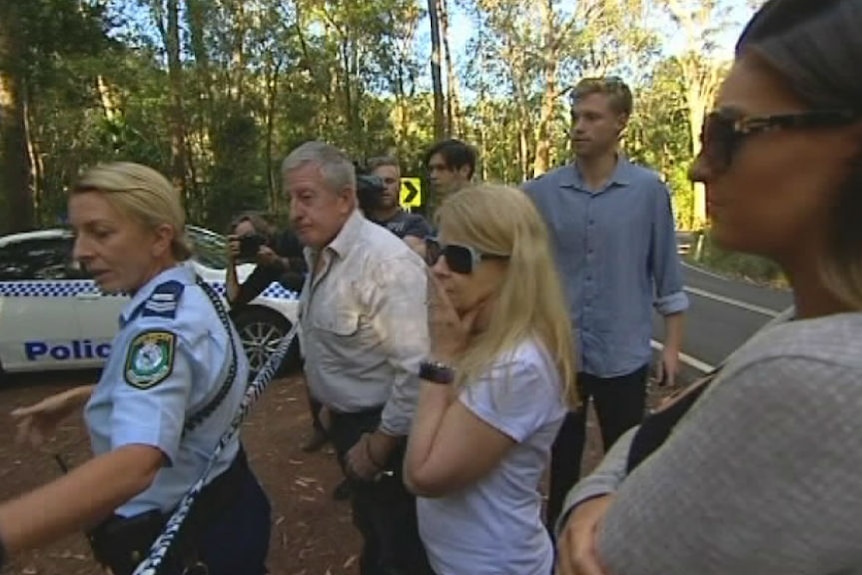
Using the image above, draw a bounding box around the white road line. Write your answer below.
[651,340,715,373]
[680,260,732,281]
[683,286,781,317]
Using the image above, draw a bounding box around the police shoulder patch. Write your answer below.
[141,280,185,320]
[124,330,177,389]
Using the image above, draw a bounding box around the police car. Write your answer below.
[0,226,300,379]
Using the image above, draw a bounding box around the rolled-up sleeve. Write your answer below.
[650,182,688,316]
[367,255,429,436]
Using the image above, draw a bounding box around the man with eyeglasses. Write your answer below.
[523,76,689,532]
[367,156,433,255]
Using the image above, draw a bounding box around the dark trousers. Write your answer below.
[309,395,327,435]
[198,452,272,575]
[327,409,433,575]
[546,364,649,531]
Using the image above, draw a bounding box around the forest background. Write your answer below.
[0,0,766,240]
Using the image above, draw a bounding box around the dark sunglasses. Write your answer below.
[424,237,509,274]
[701,107,861,173]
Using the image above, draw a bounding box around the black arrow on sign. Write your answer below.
[403,180,419,203]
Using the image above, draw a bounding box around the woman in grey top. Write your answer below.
[557,1,862,574]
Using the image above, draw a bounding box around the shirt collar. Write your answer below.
[564,154,634,191]
[327,209,365,258]
[119,263,196,325]
[302,209,365,266]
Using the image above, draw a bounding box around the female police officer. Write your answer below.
[0,162,271,575]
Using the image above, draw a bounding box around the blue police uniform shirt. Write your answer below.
[84,263,248,517]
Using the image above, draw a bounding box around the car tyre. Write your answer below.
[232,307,302,378]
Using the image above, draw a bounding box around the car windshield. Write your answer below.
[186,226,228,269]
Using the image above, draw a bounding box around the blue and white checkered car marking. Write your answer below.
[0,280,299,300]
[0,280,110,298]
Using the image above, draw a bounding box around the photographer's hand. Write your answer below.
[226,234,241,263]
[225,235,242,305]
[256,245,280,267]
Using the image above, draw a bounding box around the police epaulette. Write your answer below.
[141,280,185,320]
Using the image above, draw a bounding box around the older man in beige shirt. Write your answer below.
[284,141,432,575]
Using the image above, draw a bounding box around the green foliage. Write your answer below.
[207,108,268,231]
[689,230,788,287]
[4,0,751,233]
[626,56,697,228]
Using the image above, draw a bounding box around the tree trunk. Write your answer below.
[533,0,558,176]
[428,0,445,141]
[662,1,725,230]
[265,57,281,213]
[165,0,187,194]
[185,0,216,219]
[440,0,459,137]
[395,52,409,157]
[0,1,33,232]
[687,83,707,228]
[230,2,246,104]
[24,86,43,226]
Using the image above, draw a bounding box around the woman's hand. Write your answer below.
[426,271,479,363]
[557,495,614,575]
[11,386,91,448]
[226,234,241,262]
[256,245,280,267]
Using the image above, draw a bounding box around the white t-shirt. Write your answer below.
[417,339,567,575]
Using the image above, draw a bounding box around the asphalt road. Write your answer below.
[652,261,794,382]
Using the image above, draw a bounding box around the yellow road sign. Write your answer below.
[400,178,422,207]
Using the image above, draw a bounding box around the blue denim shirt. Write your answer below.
[524,158,688,378]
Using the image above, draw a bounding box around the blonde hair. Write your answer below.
[435,184,579,408]
[571,76,634,118]
[71,162,192,260]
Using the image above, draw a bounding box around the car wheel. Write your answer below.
[232,307,301,377]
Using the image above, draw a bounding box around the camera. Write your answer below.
[354,162,386,213]
[238,233,266,259]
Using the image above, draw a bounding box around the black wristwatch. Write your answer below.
[419,360,455,384]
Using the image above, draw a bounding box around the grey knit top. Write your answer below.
[560,310,862,575]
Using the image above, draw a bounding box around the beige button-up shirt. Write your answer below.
[299,210,429,436]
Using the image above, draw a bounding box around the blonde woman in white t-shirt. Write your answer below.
[404,184,578,575]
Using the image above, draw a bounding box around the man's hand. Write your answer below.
[654,344,680,388]
[345,432,398,481]
[557,495,614,575]
[11,386,92,448]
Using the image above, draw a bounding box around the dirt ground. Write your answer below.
[0,370,655,575]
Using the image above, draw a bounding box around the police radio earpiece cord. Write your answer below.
[130,320,300,575]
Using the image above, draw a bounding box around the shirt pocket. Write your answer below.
[313,308,360,337]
